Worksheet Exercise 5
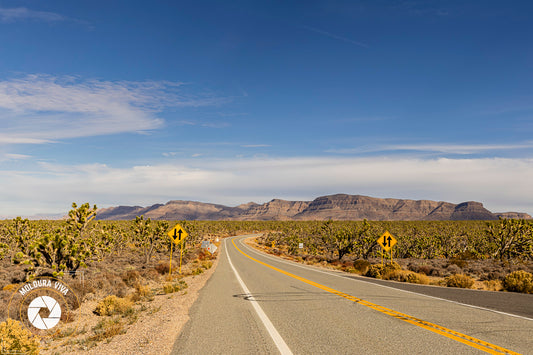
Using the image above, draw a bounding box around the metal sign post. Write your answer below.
[377,231,397,265]
[168,224,189,276]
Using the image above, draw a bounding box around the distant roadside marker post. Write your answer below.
[377,231,397,266]
[168,224,189,276]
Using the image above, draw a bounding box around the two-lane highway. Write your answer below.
[172,236,532,354]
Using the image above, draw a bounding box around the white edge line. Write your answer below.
[237,236,533,322]
[225,238,294,355]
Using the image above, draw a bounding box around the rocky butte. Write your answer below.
[96,194,532,221]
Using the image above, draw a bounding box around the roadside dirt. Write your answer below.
[24,253,220,355]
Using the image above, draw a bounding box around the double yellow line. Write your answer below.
[232,238,520,355]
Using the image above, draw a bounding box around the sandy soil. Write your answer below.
[41,255,219,355]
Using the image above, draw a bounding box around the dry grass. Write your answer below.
[0,318,41,354]
[87,317,125,343]
[502,270,533,294]
[94,295,134,316]
[162,280,188,294]
[383,269,430,284]
[446,274,474,289]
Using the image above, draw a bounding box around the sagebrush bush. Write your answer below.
[502,270,533,294]
[94,295,134,316]
[121,270,140,287]
[446,274,474,288]
[483,280,503,291]
[155,262,170,275]
[89,317,124,342]
[365,262,401,279]
[0,318,40,354]
[191,267,204,275]
[417,265,432,276]
[353,259,371,274]
[163,280,188,294]
[449,257,468,269]
[383,269,411,282]
[406,272,429,285]
[383,270,429,285]
[129,282,152,302]
[365,264,384,278]
[201,260,213,269]
[446,264,463,275]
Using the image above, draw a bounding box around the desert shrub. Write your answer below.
[365,264,384,278]
[89,317,124,342]
[163,280,188,294]
[365,262,401,279]
[417,265,432,276]
[502,270,533,294]
[92,272,129,297]
[449,257,468,269]
[429,267,443,277]
[155,262,170,275]
[69,279,96,301]
[407,272,430,284]
[383,269,411,282]
[483,280,503,291]
[480,270,504,281]
[0,318,40,354]
[201,260,213,269]
[353,259,371,274]
[129,282,152,302]
[121,270,140,287]
[141,268,161,281]
[445,264,462,276]
[383,270,429,285]
[446,274,474,288]
[94,295,134,316]
[191,267,204,275]
[2,284,17,291]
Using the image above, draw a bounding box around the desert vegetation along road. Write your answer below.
[174,236,531,354]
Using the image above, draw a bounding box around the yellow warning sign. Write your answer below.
[377,231,397,251]
[168,224,188,245]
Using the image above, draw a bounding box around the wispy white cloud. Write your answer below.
[0,7,66,23]
[301,25,368,48]
[4,153,31,160]
[0,74,220,145]
[1,156,531,216]
[327,142,533,155]
[0,135,55,145]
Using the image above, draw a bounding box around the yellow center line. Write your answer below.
[231,238,520,355]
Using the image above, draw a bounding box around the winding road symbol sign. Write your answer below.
[168,224,188,245]
[377,231,397,251]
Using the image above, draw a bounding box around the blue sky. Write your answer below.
[0,0,532,216]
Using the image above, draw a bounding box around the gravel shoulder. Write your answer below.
[42,254,220,355]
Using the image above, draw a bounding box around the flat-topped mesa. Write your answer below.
[95,194,529,221]
[450,201,497,221]
[239,199,310,220]
[294,194,449,220]
[495,212,533,220]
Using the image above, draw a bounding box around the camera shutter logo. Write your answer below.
[27,295,62,330]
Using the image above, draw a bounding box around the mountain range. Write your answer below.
[96,194,531,221]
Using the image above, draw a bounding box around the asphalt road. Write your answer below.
[172,235,532,354]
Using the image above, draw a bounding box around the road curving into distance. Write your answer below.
[172,235,532,355]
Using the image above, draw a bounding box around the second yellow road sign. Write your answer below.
[168,223,188,245]
[377,231,397,251]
